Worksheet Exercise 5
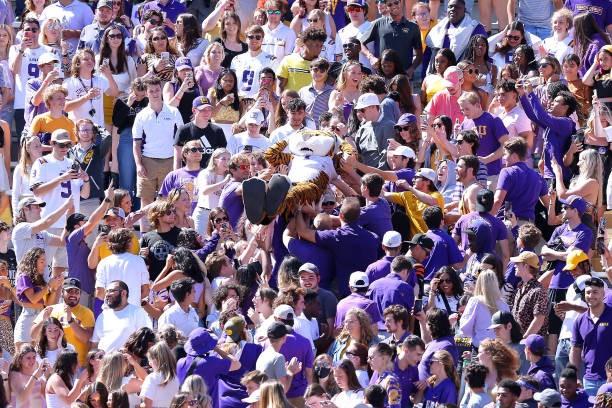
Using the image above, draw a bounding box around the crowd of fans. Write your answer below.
[0,0,611,407]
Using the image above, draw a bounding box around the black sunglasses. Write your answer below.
[395,125,412,131]
[165,209,176,216]
[55,142,71,148]
[464,68,479,75]
[433,123,444,128]
[539,62,550,68]
[343,42,358,49]
[456,139,465,145]
[247,34,262,40]
[214,216,229,223]
[307,18,319,23]
[439,278,453,284]
[506,34,521,41]
[148,19,162,25]
[322,201,335,206]
[188,147,205,153]
[385,0,400,6]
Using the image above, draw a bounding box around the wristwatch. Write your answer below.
[104,197,111,203]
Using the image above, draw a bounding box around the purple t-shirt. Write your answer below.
[418,336,459,380]
[370,358,419,408]
[177,355,232,408]
[315,223,379,297]
[453,212,508,254]
[424,228,464,281]
[140,0,187,37]
[271,216,288,288]
[66,227,95,295]
[25,77,47,131]
[16,273,43,305]
[367,273,415,321]
[549,222,593,289]
[572,304,612,381]
[423,377,458,405]
[274,331,314,398]
[334,292,382,330]
[497,162,548,220]
[359,199,392,242]
[597,382,612,395]
[219,180,243,230]
[158,168,201,213]
[287,238,334,289]
[461,112,508,176]
[564,0,612,30]
[217,343,263,408]
[365,255,395,284]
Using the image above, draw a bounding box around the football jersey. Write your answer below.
[262,23,296,61]
[30,154,82,229]
[9,45,53,109]
[231,51,278,99]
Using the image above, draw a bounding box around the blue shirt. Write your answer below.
[572,304,612,381]
[424,228,464,281]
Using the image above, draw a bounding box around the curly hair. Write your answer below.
[124,327,157,359]
[70,49,96,78]
[17,247,46,288]
[173,247,205,283]
[433,266,464,297]
[36,317,68,359]
[176,228,202,250]
[43,84,68,107]
[273,286,306,310]
[147,200,175,230]
[212,282,242,310]
[479,338,520,381]
[107,228,133,254]
[338,307,376,345]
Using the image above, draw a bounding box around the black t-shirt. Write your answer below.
[112,97,149,133]
[0,249,17,286]
[174,122,227,168]
[140,227,181,280]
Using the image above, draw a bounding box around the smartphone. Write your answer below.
[71,161,80,172]
[221,222,229,231]
[244,145,253,152]
[99,224,111,234]
[598,216,607,236]
[414,298,423,313]
[505,201,513,220]
[161,52,170,61]
[594,89,598,99]
[598,236,606,255]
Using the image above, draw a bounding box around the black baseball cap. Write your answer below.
[486,310,514,330]
[476,189,494,213]
[267,321,291,340]
[405,233,434,250]
[66,213,88,231]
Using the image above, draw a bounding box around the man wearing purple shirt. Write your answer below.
[295,197,379,298]
[423,206,463,281]
[366,230,401,284]
[416,307,459,380]
[367,255,416,320]
[24,53,62,134]
[358,173,392,241]
[219,154,250,230]
[458,91,509,189]
[492,137,550,223]
[570,277,612,396]
[564,0,612,32]
[140,0,187,37]
[335,271,381,332]
[158,140,203,213]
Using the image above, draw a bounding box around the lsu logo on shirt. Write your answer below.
[476,125,488,138]
[575,4,603,15]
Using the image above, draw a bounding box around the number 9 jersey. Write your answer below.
[8,44,53,110]
[230,51,279,99]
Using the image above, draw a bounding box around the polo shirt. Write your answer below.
[367,273,415,321]
[298,83,334,128]
[157,303,200,338]
[572,304,612,381]
[424,228,464,281]
[277,53,314,92]
[315,222,379,297]
[140,0,187,37]
[497,161,548,220]
[527,356,556,391]
[366,255,395,284]
[358,199,392,242]
[389,190,445,237]
[425,89,465,126]
[334,292,381,330]
[360,16,422,72]
[133,104,184,159]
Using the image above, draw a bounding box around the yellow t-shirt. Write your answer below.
[390,190,444,237]
[277,53,313,92]
[30,113,77,143]
[32,303,95,366]
[98,234,140,259]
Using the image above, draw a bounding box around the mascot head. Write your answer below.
[288,129,339,157]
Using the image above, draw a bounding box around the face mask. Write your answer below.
[314,365,331,378]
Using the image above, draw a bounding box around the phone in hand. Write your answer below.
[598,236,606,255]
[504,201,513,220]
[99,224,111,234]
[414,298,423,313]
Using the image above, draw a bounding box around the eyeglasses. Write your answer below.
[464,68,479,75]
[247,34,262,40]
[188,401,200,406]
[430,358,442,363]
[267,10,281,14]
[148,19,162,25]
[152,36,167,41]
[55,142,71,148]
[188,147,205,153]
[456,139,465,145]
[307,18,319,23]
[106,288,121,293]
[347,6,364,13]
[214,216,229,223]
[108,33,123,39]
[506,34,521,41]
[112,0,121,4]
[539,62,550,68]
[433,123,444,128]
[343,42,358,49]
[395,125,412,131]
[165,209,176,216]
[385,0,400,6]
[237,164,249,170]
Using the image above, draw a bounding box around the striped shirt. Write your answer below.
[298,83,334,128]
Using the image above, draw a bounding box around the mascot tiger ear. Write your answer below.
[242,129,357,224]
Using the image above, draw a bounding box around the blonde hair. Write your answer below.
[572,149,603,208]
[205,147,231,173]
[39,18,62,45]
[180,374,208,396]
[147,342,177,386]
[202,41,225,67]
[336,61,361,91]
[43,84,68,106]
[338,308,376,345]
[0,24,14,56]
[428,350,460,390]
[474,269,502,315]
[457,90,480,105]
[552,8,574,31]
[97,352,127,392]
[259,380,293,408]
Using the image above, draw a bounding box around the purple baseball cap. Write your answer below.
[560,195,587,214]
[520,334,547,354]
[395,113,417,127]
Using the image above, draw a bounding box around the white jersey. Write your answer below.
[63,75,110,126]
[9,45,52,109]
[262,23,297,61]
[231,51,279,98]
[226,132,273,154]
[30,154,82,229]
[337,21,374,71]
[288,155,337,183]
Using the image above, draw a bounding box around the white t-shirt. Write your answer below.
[231,51,279,98]
[30,154,83,229]
[262,23,297,61]
[338,21,374,70]
[9,45,52,109]
[39,0,94,50]
[542,36,573,66]
[91,304,152,352]
[11,223,54,275]
[140,371,180,408]
[493,104,532,139]
[226,132,272,155]
[157,303,200,337]
[196,171,224,209]
[95,252,149,306]
[332,390,365,408]
[36,344,76,368]
[293,315,315,352]
[63,75,110,126]
[559,282,586,341]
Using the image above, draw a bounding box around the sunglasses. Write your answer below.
[24,27,39,32]
[307,18,319,23]
[152,36,167,41]
[94,352,105,360]
[108,33,123,39]
[395,125,412,131]
[188,147,205,153]
[165,209,176,216]
[214,216,229,223]
[386,0,400,6]
[347,6,363,12]
[506,35,521,41]
[456,139,464,145]
[55,142,71,148]
[464,68,479,75]
[237,164,249,170]
[433,122,444,128]
[439,278,453,284]
[112,0,121,4]
[247,34,262,40]
[539,62,550,68]
[311,67,325,72]
[322,201,335,206]
[148,19,162,25]
[343,42,358,49]
[267,9,281,14]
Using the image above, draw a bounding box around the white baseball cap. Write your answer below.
[246,109,264,125]
[415,167,437,184]
[382,230,402,248]
[273,304,295,321]
[393,145,416,159]
[355,93,380,110]
[349,271,369,288]
[38,52,60,66]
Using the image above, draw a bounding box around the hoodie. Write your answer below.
[464,219,499,283]
[561,389,593,408]
[435,159,457,204]
[527,355,556,391]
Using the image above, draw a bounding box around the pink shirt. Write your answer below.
[425,89,465,125]
[494,104,532,138]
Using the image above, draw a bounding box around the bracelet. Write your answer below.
[175,95,181,101]
[84,179,90,183]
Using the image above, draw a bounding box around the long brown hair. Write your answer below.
[479,338,520,382]
[145,27,177,55]
[36,317,68,359]
[99,26,129,75]
[176,13,201,53]
[17,247,46,288]
[427,350,460,390]
[71,49,96,78]
[9,344,37,373]
[337,308,376,345]
[334,359,363,391]
[573,12,611,65]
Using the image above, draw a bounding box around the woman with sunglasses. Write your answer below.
[194,148,231,236]
[39,18,72,76]
[312,354,340,397]
[205,207,240,248]
[81,350,105,386]
[169,392,209,408]
[457,60,488,108]
[489,21,527,72]
[345,343,370,388]
[137,26,178,83]
[413,350,459,406]
[464,34,497,95]
[424,266,464,315]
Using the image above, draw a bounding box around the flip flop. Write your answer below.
[242,177,267,224]
[266,174,292,216]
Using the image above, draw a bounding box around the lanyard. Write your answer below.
[78,76,95,116]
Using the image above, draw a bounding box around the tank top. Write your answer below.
[172,82,201,123]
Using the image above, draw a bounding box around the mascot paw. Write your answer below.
[242,177,267,224]
[266,174,292,217]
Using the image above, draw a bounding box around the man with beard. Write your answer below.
[90,280,152,352]
[30,278,95,367]
[78,0,131,54]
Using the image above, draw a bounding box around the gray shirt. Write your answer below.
[460,391,493,408]
[355,119,395,170]
[256,347,287,380]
